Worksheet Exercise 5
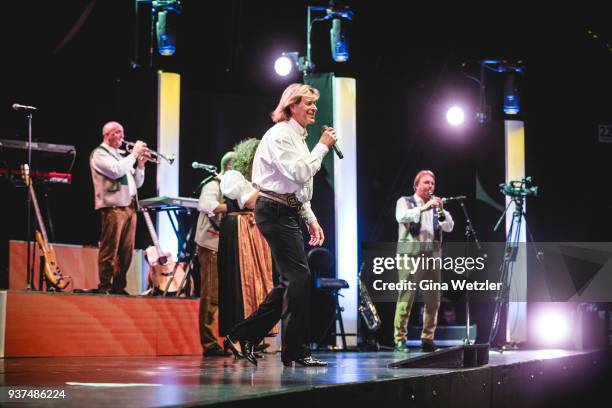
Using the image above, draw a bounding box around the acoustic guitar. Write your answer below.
[20,164,69,290]
[141,209,192,295]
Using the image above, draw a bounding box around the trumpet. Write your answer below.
[121,140,175,165]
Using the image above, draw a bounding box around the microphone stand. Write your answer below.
[457,200,483,345]
[24,111,34,290]
[191,169,219,197]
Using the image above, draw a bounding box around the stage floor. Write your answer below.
[1,349,606,407]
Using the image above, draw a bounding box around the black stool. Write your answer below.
[307,248,349,350]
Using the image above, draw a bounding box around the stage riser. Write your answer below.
[1,291,201,357]
[8,240,146,295]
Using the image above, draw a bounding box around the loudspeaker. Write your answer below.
[389,343,490,368]
[407,325,477,346]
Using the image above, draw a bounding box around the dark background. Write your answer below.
[1,1,611,346]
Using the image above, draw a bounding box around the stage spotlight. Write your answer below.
[274,52,309,77]
[330,18,349,62]
[153,0,182,56]
[446,106,465,126]
[326,7,352,62]
[463,59,524,124]
[274,56,294,76]
[503,72,520,115]
[535,310,569,345]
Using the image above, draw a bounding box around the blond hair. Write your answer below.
[413,170,435,191]
[270,83,320,123]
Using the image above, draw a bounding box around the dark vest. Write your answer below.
[406,196,442,242]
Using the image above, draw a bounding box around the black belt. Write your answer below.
[259,190,302,211]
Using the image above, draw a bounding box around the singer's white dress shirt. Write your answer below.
[252,118,328,224]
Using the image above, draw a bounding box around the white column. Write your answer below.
[156,71,181,259]
[333,77,358,347]
[505,119,527,343]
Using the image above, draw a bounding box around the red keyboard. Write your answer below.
[0,168,72,184]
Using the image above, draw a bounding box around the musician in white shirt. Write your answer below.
[224,83,336,367]
[195,151,235,357]
[90,121,148,295]
[394,170,454,352]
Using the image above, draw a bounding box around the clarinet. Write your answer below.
[430,190,446,222]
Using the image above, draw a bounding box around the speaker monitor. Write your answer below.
[389,343,490,369]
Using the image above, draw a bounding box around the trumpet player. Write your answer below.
[394,170,454,352]
[89,121,149,295]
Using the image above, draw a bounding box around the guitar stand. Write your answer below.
[161,212,197,297]
[38,255,45,291]
[162,252,197,297]
[38,255,61,292]
[159,258,193,297]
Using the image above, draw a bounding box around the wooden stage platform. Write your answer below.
[0,291,610,406]
[0,349,610,407]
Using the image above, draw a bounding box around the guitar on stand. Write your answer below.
[140,208,193,296]
[20,164,70,290]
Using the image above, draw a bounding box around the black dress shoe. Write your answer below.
[240,341,258,366]
[284,356,328,367]
[224,335,257,366]
[110,289,130,296]
[224,335,243,359]
[203,346,231,357]
[421,339,436,352]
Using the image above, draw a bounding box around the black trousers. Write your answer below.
[231,196,311,361]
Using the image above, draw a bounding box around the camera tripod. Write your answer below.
[488,180,532,347]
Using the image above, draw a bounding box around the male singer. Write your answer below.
[224,83,336,367]
[394,170,454,352]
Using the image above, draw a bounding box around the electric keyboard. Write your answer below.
[139,196,199,211]
[0,168,72,184]
[0,139,76,155]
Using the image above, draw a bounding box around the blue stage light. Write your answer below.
[330,18,349,62]
[153,0,182,56]
[503,72,520,115]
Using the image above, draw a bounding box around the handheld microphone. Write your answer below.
[192,162,218,172]
[442,195,467,204]
[12,103,38,111]
[322,125,344,159]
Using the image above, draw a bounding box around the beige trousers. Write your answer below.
[393,253,441,342]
